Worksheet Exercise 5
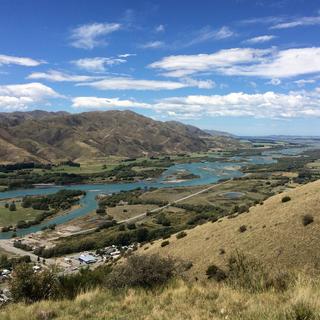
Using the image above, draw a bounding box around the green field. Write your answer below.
[0,202,42,227]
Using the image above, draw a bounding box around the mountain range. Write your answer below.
[0,110,240,163]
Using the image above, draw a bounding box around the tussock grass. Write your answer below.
[1,275,320,320]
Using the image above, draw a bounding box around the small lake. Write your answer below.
[0,148,305,239]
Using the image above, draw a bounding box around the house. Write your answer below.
[78,254,97,264]
[118,200,128,206]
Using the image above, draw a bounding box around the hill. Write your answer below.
[2,277,320,320]
[142,179,320,279]
[0,110,240,163]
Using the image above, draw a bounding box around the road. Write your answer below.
[119,179,231,224]
[0,239,57,265]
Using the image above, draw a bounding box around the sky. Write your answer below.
[0,0,320,136]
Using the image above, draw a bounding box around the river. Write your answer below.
[0,148,305,239]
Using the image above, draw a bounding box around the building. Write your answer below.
[78,254,97,264]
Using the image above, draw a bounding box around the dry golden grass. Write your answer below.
[1,276,320,320]
[142,180,320,279]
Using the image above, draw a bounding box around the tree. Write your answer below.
[10,263,59,303]
[9,202,16,211]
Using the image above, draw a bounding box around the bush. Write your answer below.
[206,264,227,282]
[10,263,59,303]
[127,223,136,230]
[287,302,316,320]
[96,207,106,215]
[226,252,290,293]
[118,224,126,231]
[227,252,270,292]
[239,225,247,233]
[161,240,170,247]
[282,195,291,203]
[106,254,176,289]
[176,231,187,239]
[302,214,314,226]
[9,202,16,211]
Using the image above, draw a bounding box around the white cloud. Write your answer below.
[72,57,126,72]
[224,48,320,78]
[149,48,270,77]
[0,82,60,111]
[118,53,136,58]
[155,24,165,32]
[78,77,214,91]
[70,22,121,49]
[152,90,320,119]
[271,15,320,29]
[72,96,151,109]
[186,26,234,47]
[294,79,316,87]
[27,70,102,82]
[244,35,276,44]
[141,41,165,49]
[150,47,320,79]
[0,54,44,67]
[267,78,281,86]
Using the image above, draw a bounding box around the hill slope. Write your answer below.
[0,110,240,163]
[143,180,320,278]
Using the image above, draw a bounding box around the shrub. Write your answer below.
[282,196,291,203]
[161,240,170,247]
[118,224,126,231]
[9,202,16,211]
[287,302,316,320]
[106,254,176,289]
[239,225,247,233]
[127,223,136,230]
[227,252,269,292]
[10,263,59,303]
[156,213,171,226]
[206,264,227,282]
[96,207,106,215]
[176,231,187,239]
[302,214,314,226]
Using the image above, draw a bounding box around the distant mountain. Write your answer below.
[204,129,236,138]
[0,110,242,163]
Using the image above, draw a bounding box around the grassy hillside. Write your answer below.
[142,179,320,279]
[0,110,241,163]
[2,277,320,320]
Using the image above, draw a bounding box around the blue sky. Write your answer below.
[0,0,320,135]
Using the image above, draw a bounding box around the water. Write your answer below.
[0,149,301,239]
[220,192,245,199]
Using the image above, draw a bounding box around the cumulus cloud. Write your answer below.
[149,48,270,77]
[0,54,44,67]
[27,70,102,82]
[244,35,276,44]
[150,47,320,79]
[72,57,126,72]
[72,89,320,120]
[72,96,150,109]
[224,48,320,78]
[271,15,320,29]
[70,22,121,49]
[0,82,60,111]
[152,91,320,119]
[78,77,214,90]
